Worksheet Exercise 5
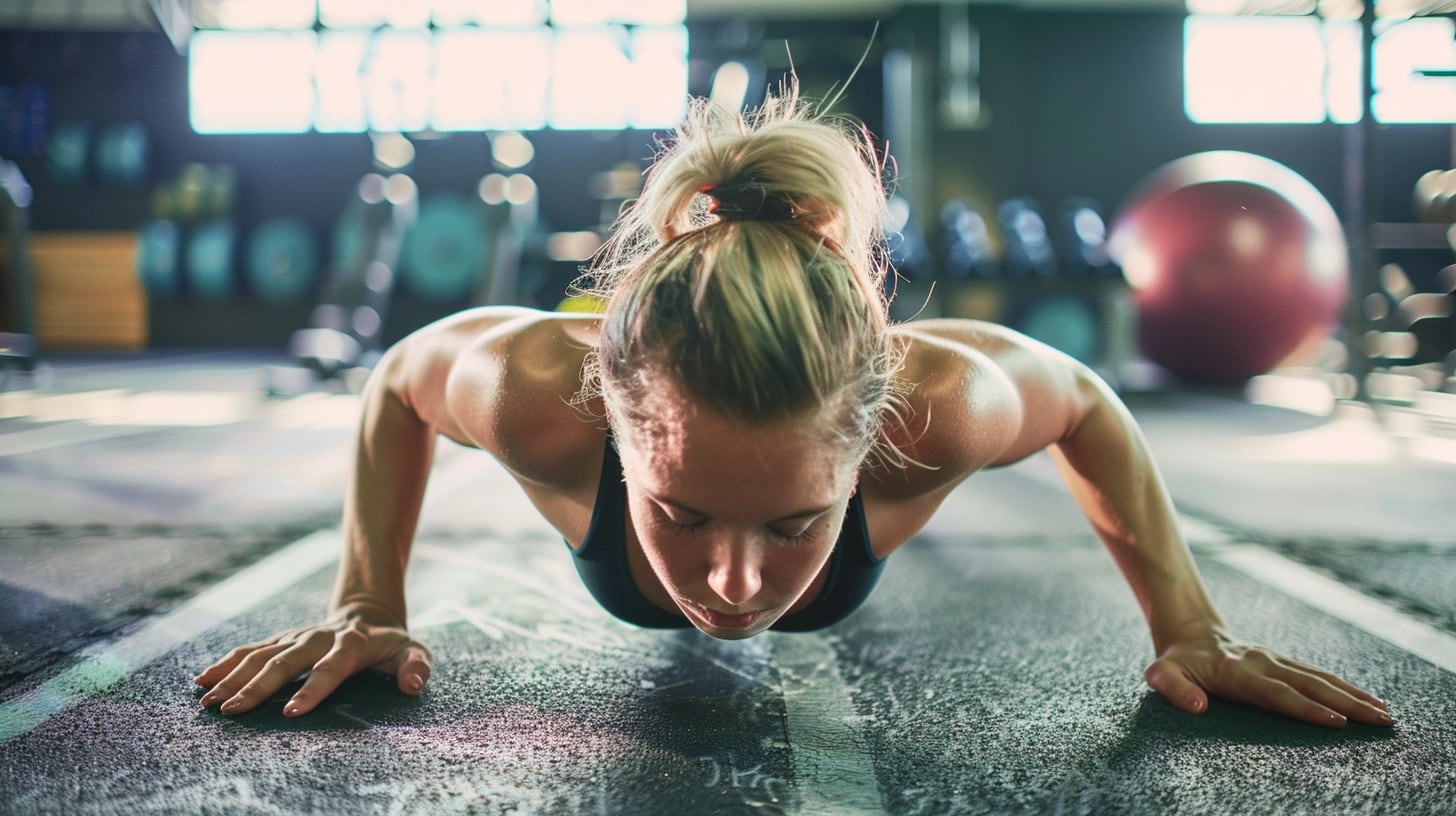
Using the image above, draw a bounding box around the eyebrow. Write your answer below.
[656,496,833,523]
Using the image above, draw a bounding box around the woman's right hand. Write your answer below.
[194,600,432,717]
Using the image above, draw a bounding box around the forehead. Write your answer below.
[613,382,856,511]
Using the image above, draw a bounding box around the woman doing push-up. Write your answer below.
[196,85,1391,730]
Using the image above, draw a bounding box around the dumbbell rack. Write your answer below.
[1342,1,1456,418]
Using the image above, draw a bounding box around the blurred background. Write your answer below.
[3,10,1456,809]
[0,0,1452,412]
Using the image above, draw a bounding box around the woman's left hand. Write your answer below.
[1142,629,1393,728]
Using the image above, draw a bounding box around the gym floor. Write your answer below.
[1,350,1455,815]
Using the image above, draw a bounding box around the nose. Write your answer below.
[705,537,762,608]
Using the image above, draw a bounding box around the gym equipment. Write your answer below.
[997,198,1057,277]
[1109,150,1349,386]
[1415,169,1456,224]
[136,219,182,299]
[400,195,488,302]
[479,171,549,307]
[883,194,933,283]
[95,122,148,187]
[331,206,367,283]
[1014,295,1102,364]
[267,172,417,395]
[246,217,318,304]
[204,165,238,219]
[46,122,90,184]
[185,220,238,301]
[940,199,998,279]
[1382,265,1455,366]
[1,158,36,380]
[1055,198,1113,275]
[174,163,212,222]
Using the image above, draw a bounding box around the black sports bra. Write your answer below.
[567,434,886,632]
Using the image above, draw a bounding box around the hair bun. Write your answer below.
[701,180,797,223]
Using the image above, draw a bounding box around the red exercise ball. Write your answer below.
[1109,151,1349,385]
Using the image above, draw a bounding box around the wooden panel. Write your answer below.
[30,231,148,351]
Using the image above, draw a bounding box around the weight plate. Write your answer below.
[400,195,488,302]
[247,217,319,303]
[186,220,237,301]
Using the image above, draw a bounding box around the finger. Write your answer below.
[385,642,433,697]
[1247,676,1347,729]
[218,634,334,715]
[1145,658,1209,715]
[198,642,289,710]
[194,637,280,687]
[1283,658,1389,713]
[282,629,370,717]
[1273,666,1393,727]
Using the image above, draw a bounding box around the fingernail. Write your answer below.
[199,694,217,707]
[283,702,300,717]
[1377,710,1393,725]
[220,698,241,714]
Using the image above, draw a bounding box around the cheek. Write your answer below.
[629,511,700,587]
[639,533,693,582]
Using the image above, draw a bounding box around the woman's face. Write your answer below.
[614,382,858,640]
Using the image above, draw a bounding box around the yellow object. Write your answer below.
[555,293,607,314]
[30,232,148,350]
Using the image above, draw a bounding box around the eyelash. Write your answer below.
[659,516,816,545]
[773,527,817,545]
[662,519,706,536]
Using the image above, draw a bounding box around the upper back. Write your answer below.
[379,308,1083,557]
[386,306,608,496]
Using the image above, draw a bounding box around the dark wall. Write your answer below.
[929,9,1449,228]
[2,12,1450,348]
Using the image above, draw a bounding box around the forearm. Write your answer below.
[330,356,437,626]
[1049,377,1224,650]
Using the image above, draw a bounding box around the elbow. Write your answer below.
[1060,359,1116,443]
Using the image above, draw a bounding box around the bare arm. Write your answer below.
[1044,372,1223,652]
[330,305,538,622]
[909,319,1390,728]
[903,320,1218,637]
[195,306,537,716]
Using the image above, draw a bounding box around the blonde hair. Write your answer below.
[577,82,904,466]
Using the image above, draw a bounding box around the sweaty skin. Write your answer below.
[195,306,1392,730]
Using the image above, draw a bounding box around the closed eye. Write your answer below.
[653,504,707,535]
[769,522,821,545]
[663,518,707,535]
[652,501,825,544]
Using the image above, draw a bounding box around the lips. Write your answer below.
[681,599,769,631]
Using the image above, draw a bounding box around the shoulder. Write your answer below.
[881,321,1027,479]
[385,306,607,489]
[857,319,1098,555]
[884,318,1102,476]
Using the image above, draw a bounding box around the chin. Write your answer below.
[677,597,782,639]
[693,621,772,641]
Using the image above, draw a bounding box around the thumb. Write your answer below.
[1145,657,1209,715]
[384,642,432,696]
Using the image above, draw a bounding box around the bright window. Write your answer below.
[1185,16,1329,123]
[189,26,688,133]
[187,1,687,133]
[432,29,552,131]
[1374,18,1456,122]
[1184,14,1456,123]
[190,31,316,134]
